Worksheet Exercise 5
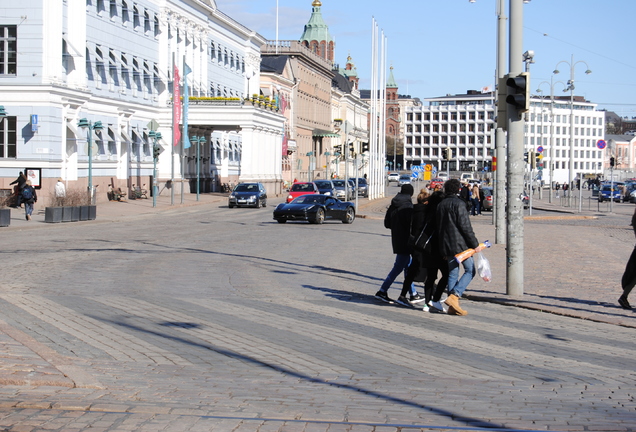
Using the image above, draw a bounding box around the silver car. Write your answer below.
[398,174,411,186]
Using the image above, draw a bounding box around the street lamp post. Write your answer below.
[190,135,205,201]
[77,118,103,204]
[149,130,163,208]
[537,77,567,204]
[553,55,592,210]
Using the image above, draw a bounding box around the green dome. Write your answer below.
[300,0,333,43]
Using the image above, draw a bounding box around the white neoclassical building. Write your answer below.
[0,0,285,202]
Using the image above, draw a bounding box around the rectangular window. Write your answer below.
[0,26,17,75]
[122,1,129,25]
[133,6,140,30]
[109,0,117,18]
[0,116,17,158]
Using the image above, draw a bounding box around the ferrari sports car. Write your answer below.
[273,194,355,224]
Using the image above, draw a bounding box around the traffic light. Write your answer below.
[153,144,162,160]
[610,157,615,167]
[506,72,530,117]
[348,142,355,156]
[333,145,341,156]
[536,153,543,169]
[496,76,508,130]
[529,151,537,169]
[362,142,369,153]
[443,148,451,161]
[524,151,529,164]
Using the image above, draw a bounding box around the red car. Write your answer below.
[429,178,445,190]
[286,182,319,203]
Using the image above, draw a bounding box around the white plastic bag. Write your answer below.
[476,252,492,282]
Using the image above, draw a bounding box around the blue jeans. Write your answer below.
[447,256,475,298]
[380,253,416,296]
[24,202,34,218]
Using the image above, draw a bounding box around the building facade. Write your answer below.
[0,0,284,202]
[404,90,606,184]
[404,91,496,176]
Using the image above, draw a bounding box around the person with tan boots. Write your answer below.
[436,179,484,315]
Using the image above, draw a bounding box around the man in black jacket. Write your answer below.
[436,179,484,315]
[375,184,425,304]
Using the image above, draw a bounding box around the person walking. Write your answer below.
[22,180,37,221]
[396,189,430,308]
[423,190,450,313]
[54,178,66,206]
[619,207,636,309]
[375,184,425,304]
[9,171,27,208]
[436,179,484,316]
[470,184,481,216]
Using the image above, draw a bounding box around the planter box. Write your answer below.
[70,206,80,222]
[0,208,10,227]
[45,206,63,223]
[88,205,97,220]
[79,205,89,221]
[62,206,73,222]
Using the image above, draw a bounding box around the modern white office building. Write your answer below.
[404,90,606,185]
[0,0,284,202]
[404,91,496,177]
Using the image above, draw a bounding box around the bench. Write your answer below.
[108,186,127,201]
[131,184,148,199]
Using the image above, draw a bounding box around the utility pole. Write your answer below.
[506,0,526,297]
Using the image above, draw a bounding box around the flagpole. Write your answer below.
[181,55,187,204]
[171,53,175,206]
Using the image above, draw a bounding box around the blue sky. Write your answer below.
[215,0,636,118]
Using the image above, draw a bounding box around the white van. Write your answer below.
[437,172,449,180]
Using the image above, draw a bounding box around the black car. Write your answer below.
[228,182,267,208]
[313,180,337,197]
[273,194,355,224]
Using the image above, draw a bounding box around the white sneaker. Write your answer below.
[429,300,448,313]
[421,304,430,312]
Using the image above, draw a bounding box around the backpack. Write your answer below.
[22,186,33,201]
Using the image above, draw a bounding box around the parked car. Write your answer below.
[314,180,337,197]
[228,182,267,208]
[481,186,493,211]
[332,179,355,201]
[387,172,400,183]
[286,182,319,203]
[398,174,411,186]
[437,172,449,180]
[350,177,368,197]
[273,194,356,224]
[598,184,622,203]
[629,187,636,204]
[430,177,445,190]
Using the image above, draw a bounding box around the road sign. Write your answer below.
[537,146,544,153]
[424,164,432,172]
[147,119,160,131]
[411,165,423,173]
[597,140,606,150]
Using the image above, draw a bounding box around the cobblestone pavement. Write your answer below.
[0,189,634,431]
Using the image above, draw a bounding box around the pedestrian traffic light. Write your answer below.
[443,148,451,161]
[530,151,537,169]
[524,151,529,164]
[506,72,530,117]
[153,144,162,160]
[610,156,615,167]
[496,76,508,130]
[348,142,355,156]
[333,145,341,155]
[362,142,369,153]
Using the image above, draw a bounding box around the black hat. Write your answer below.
[400,184,414,196]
